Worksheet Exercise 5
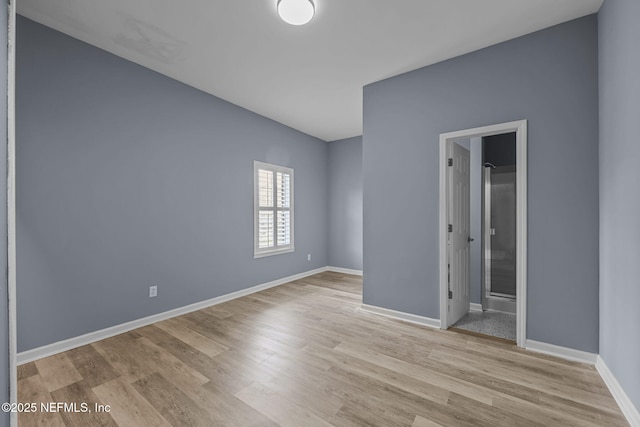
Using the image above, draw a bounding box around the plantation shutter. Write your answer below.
[254,162,294,257]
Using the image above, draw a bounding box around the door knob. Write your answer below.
[468,237,474,242]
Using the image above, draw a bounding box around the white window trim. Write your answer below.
[254,161,295,258]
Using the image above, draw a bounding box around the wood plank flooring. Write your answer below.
[17,272,628,426]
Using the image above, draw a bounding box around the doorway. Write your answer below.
[439,120,527,348]
[482,133,517,314]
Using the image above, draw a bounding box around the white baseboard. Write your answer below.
[17,267,328,365]
[469,302,483,312]
[596,356,640,427]
[360,304,440,329]
[525,339,597,365]
[326,266,363,276]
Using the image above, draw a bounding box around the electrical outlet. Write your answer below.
[149,285,157,298]
[307,254,311,261]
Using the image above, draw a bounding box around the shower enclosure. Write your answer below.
[482,145,517,313]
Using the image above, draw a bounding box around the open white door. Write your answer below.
[447,142,470,327]
[440,120,527,347]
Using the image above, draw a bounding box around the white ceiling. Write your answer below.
[18,0,603,141]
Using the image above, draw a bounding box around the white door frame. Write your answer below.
[7,0,17,425]
[439,120,527,348]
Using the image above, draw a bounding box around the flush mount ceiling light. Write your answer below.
[277,0,315,26]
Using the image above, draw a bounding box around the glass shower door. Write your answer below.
[484,165,516,301]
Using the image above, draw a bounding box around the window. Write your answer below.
[254,161,294,257]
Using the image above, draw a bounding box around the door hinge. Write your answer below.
[448,224,453,232]
[448,290,453,299]
[448,158,453,167]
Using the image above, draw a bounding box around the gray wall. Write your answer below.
[363,15,600,352]
[483,133,516,167]
[17,16,328,352]
[1,0,10,422]
[328,136,363,271]
[599,0,640,409]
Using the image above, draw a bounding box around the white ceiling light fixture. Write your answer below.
[277,0,315,26]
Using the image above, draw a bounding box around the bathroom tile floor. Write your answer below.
[452,310,516,341]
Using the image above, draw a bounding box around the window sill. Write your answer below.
[254,247,295,259]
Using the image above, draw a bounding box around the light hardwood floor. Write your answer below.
[18,272,628,426]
